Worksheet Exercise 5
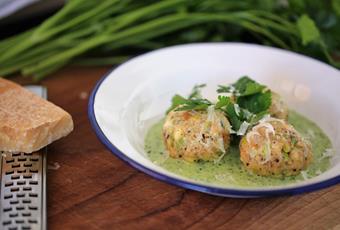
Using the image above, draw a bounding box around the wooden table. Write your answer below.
[13,67,340,230]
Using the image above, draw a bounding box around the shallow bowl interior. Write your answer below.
[91,43,340,196]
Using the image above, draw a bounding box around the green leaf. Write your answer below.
[233,76,266,96]
[167,84,208,113]
[172,94,187,105]
[332,0,340,16]
[217,85,232,94]
[217,76,266,96]
[224,104,242,131]
[237,91,272,114]
[297,14,321,46]
[249,110,268,126]
[188,84,206,99]
[288,0,306,13]
[174,98,212,111]
[215,96,242,130]
[215,95,232,109]
[216,77,271,132]
[166,94,187,113]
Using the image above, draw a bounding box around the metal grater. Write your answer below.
[0,86,47,230]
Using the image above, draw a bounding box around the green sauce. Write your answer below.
[144,111,332,187]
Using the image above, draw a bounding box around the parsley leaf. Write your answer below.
[175,98,212,111]
[188,84,206,99]
[233,76,266,96]
[215,95,232,109]
[248,111,269,126]
[166,94,187,113]
[217,85,233,94]
[218,76,266,96]
[215,96,243,131]
[237,91,272,114]
[216,76,272,133]
[217,76,272,114]
[167,84,210,113]
[297,14,321,46]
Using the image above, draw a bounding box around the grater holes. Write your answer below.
[10,200,19,205]
[29,157,38,162]
[17,181,26,186]
[10,187,19,192]
[11,175,20,180]
[22,226,31,230]
[28,193,37,198]
[2,220,11,225]
[4,194,13,199]
[22,187,31,191]
[22,199,31,204]
[17,157,26,162]
[5,182,14,187]
[6,170,14,175]
[23,153,32,156]
[28,181,37,185]
[16,193,25,198]
[29,169,38,173]
[17,169,26,173]
[3,207,12,212]
[11,163,20,168]
[16,206,24,211]
[28,219,37,224]
[6,158,14,163]
[9,227,18,230]
[9,213,18,218]
[23,174,32,179]
[2,150,44,229]
[15,220,24,224]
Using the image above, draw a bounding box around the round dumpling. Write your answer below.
[240,117,312,176]
[163,107,231,162]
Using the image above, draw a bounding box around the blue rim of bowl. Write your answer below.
[88,45,340,197]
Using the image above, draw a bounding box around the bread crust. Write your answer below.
[0,78,73,153]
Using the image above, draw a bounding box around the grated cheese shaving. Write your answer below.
[245,120,275,160]
[237,121,250,136]
[258,115,284,124]
[234,104,241,116]
[207,105,215,121]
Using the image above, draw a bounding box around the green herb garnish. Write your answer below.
[219,76,272,114]
[0,1,338,80]
[167,76,273,135]
[167,84,211,113]
[215,95,243,131]
[297,14,321,46]
[237,91,272,114]
[232,76,266,96]
[188,84,206,99]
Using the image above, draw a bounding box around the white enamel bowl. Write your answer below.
[88,43,340,198]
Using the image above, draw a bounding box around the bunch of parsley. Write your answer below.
[0,0,338,80]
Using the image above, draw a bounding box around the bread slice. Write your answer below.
[0,78,73,153]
